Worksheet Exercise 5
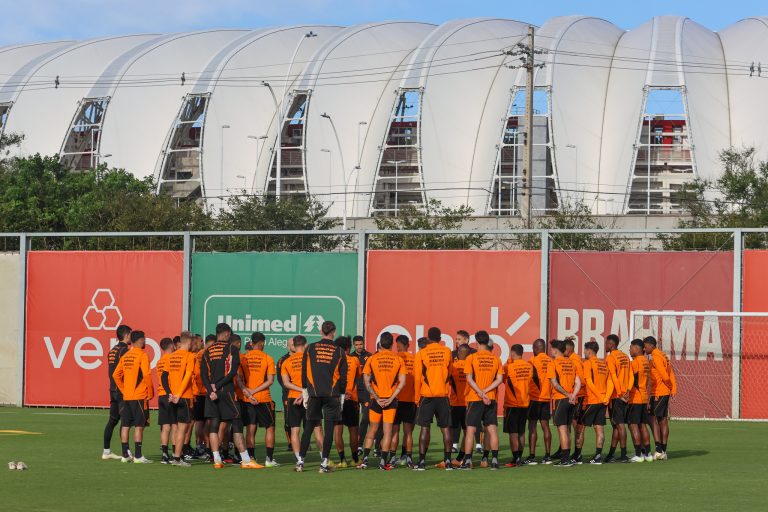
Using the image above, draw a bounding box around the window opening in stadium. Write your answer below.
[59,97,110,171]
[371,88,425,216]
[157,93,210,199]
[488,87,558,216]
[627,87,695,214]
[0,101,12,136]
[265,90,311,198]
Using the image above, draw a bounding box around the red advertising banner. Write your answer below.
[741,250,768,419]
[24,251,184,407]
[549,251,733,419]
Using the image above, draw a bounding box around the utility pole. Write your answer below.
[506,26,545,228]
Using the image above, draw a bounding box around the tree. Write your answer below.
[368,198,486,249]
[658,147,768,250]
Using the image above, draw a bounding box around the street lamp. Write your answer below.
[271,30,317,200]
[565,144,578,191]
[320,112,350,229]
[320,148,332,202]
[247,134,267,192]
[220,124,230,201]
[387,159,405,215]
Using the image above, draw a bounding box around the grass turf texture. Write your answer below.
[1,408,767,511]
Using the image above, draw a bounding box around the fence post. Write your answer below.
[540,230,549,341]
[357,230,367,336]
[17,234,27,406]
[731,229,742,419]
[182,232,191,330]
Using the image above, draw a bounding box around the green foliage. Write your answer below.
[369,199,486,249]
[658,147,768,250]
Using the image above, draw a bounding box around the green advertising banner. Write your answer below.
[190,252,358,408]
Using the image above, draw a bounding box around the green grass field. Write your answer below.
[1,407,766,511]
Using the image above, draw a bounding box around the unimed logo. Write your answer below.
[82,289,123,331]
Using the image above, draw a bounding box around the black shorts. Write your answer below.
[108,391,122,422]
[416,397,451,428]
[285,402,306,429]
[450,406,466,430]
[121,399,149,428]
[650,395,670,419]
[192,395,206,421]
[573,397,585,423]
[609,398,628,425]
[581,403,607,427]
[552,398,575,427]
[282,400,290,432]
[628,404,652,425]
[173,398,193,424]
[394,401,417,425]
[158,395,175,426]
[527,400,551,421]
[339,400,359,427]
[243,402,276,428]
[204,388,240,422]
[466,400,498,428]
[306,396,342,422]
[503,407,528,434]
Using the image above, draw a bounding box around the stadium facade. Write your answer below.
[0,15,766,217]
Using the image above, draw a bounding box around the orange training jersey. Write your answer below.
[464,351,503,402]
[649,348,677,397]
[414,342,452,400]
[570,352,587,397]
[156,353,171,396]
[504,359,533,408]
[397,351,415,403]
[449,359,468,407]
[343,354,361,402]
[606,349,632,399]
[192,350,205,396]
[112,347,153,401]
[546,356,577,400]
[583,356,613,405]
[242,349,276,403]
[529,353,552,401]
[282,351,304,399]
[168,349,196,399]
[629,356,651,405]
[363,350,404,399]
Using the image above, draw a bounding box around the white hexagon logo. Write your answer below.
[82,288,122,331]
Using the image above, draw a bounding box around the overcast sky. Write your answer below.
[0,0,764,45]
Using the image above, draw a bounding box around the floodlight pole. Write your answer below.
[321,112,348,229]
[521,25,535,229]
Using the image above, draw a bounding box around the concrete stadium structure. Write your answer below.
[0,16,766,217]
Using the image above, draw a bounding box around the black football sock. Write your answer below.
[363,447,371,459]
[266,447,274,460]
[595,447,602,456]
[463,453,472,462]
[573,447,581,458]
[121,442,130,457]
[338,450,346,462]
[561,452,569,464]
[135,442,143,458]
[443,451,451,463]
[644,444,651,455]
[418,452,426,464]
[607,446,615,458]
[456,451,465,461]
[655,441,662,452]
[620,447,627,458]
[389,451,396,462]
[482,450,489,460]
[161,445,169,456]
[491,450,498,462]
[401,446,407,457]
[247,448,255,458]
[635,445,642,457]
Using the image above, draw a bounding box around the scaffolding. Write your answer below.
[0,101,12,136]
[59,97,110,171]
[265,90,311,198]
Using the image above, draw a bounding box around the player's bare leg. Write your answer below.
[359,421,381,468]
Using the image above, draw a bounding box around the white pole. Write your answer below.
[220,124,230,204]
[321,113,348,229]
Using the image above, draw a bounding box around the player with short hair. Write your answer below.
[157,337,176,464]
[392,334,416,467]
[240,332,277,467]
[334,336,361,468]
[546,339,580,467]
[191,335,215,460]
[644,336,676,460]
[562,337,586,464]
[201,323,260,469]
[581,341,613,465]
[628,339,654,462]
[458,331,503,470]
[451,329,479,453]
[276,337,296,448]
[503,344,533,467]
[605,333,632,463]
[281,335,323,470]
[357,332,406,470]
[448,344,470,467]
[112,330,154,463]
[299,320,348,473]
[417,337,428,350]
[413,327,453,471]
[102,324,132,460]
[352,335,372,454]
[525,338,553,465]
[165,331,196,467]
